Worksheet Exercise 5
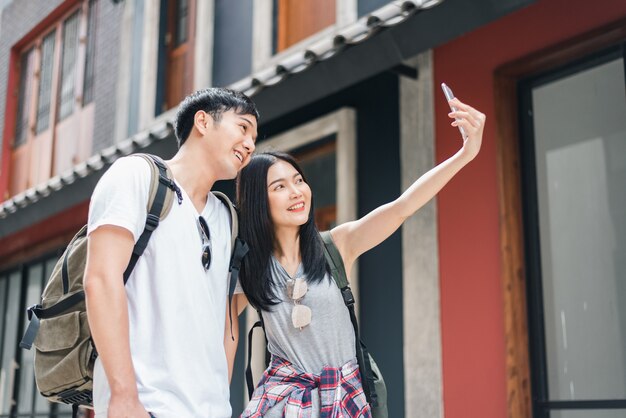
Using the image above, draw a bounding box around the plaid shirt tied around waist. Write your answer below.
[242,356,372,418]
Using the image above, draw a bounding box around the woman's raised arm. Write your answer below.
[330,98,486,270]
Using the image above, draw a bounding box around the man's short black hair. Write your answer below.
[174,88,260,147]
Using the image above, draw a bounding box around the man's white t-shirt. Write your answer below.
[87,156,234,418]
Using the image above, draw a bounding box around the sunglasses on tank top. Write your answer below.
[286,277,311,329]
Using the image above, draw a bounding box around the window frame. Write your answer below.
[8,0,97,197]
[493,18,626,418]
[519,44,626,417]
[14,3,91,145]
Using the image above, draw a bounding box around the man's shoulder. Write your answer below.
[89,155,155,228]
[107,155,153,178]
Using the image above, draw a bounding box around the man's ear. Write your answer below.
[193,110,211,135]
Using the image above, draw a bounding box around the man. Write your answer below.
[84,88,259,417]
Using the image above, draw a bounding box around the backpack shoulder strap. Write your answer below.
[320,231,349,289]
[213,191,249,341]
[213,191,238,252]
[123,154,178,283]
[245,309,268,399]
[319,231,378,405]
[134,153,178,219]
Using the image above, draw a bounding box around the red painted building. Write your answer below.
[435,1,626,416]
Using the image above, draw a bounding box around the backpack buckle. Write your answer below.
[158,174,172,187]
[145,214,159,231]
[341,288,355,306]
[57,388,93,405]
[26,304,41,321]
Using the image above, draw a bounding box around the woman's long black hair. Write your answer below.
[236,151,329,311]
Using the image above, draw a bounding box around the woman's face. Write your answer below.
[266,160,312,229]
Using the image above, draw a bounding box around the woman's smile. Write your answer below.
[287,202,305,212]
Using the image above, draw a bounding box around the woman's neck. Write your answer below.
[273,227,301,266]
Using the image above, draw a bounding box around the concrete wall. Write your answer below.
[400,51,443,418]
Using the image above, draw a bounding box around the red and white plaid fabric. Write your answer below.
[242,356,372,418]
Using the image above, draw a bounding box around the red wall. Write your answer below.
[434,0,626,417]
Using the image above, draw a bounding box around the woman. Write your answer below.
[236,98,485,417]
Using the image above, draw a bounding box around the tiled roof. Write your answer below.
[0,119,174,219]
[0,0,444,220]
[230,0,443,96]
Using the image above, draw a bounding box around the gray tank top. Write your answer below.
[262,256,356,374]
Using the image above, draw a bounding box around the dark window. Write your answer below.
[521,46,626,417]
[175,0,189,46]
[0,271,20,415]
[0,257,75,417]
[212,0,253,87]
[159,0,194,111]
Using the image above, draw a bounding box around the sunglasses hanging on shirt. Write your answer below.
[197,216,212,271]
[286,277,311,329]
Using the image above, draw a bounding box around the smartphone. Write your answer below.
[441,83,467,139]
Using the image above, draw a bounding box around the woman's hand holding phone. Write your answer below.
[441,83,486,162]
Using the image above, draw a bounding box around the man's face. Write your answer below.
[202,110,258,179]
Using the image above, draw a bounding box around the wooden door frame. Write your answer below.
[495,17,626,418]
[8,2,88,196]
